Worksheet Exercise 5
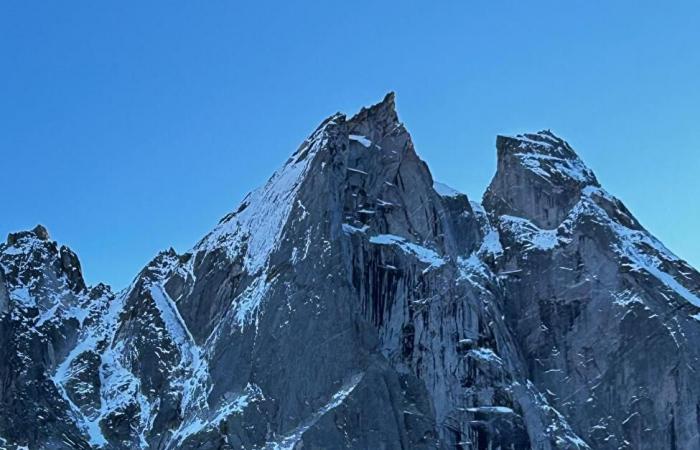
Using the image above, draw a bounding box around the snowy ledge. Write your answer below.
[369,234,445,273]
[349,134,372,148]
[433,181,463,198]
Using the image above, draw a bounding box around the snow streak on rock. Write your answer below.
[194,118,335,275]
[570,186,700,309]
[263,373,364,450]
[52,289,127,448]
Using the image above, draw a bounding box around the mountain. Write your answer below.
[2,93,699,450]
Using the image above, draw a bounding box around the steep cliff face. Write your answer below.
[1,95,699,450]
[483,131,700,449]
[334,96,584,449]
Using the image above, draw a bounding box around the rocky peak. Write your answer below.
[2,224,58,268]
[4,94,700,450]
[341,92,409,161]
[143,247,180,273]
[6,224,51,246]
[496,131,593,176]
[484,130,599,229]
[332,94,485,259]
[1,225,89,313]
[344,91,412,161]
[347,91,399,138]
[88,282,113,300]
[59,245,87,292]
[32,224,51,240]
[194,93,424,279]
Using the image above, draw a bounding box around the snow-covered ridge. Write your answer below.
[149,284,209,406]
[138,253,217,448]
[568,187,700,310]
[194,117,335,274]
[501,183,700,315]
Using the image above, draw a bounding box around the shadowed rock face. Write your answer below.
[1,95,699,450]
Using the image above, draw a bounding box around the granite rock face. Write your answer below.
[1,94,699,449]
[484,131,700,449]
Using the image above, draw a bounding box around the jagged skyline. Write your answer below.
[3,93,699,449]
[2,2,699,289]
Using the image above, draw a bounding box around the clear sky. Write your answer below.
[2,1,699,289]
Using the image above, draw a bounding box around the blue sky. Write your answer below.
[2,1,699,289]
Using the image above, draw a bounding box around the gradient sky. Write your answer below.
[2,1,699,289]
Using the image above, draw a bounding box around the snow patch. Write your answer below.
[232,276,272,330]
[369,234,445,272]
[480,229,503,256]
[171,383,263,447]
[512,151,593,183]
[465,406,514,414]
[347,167,368,175]
[500,215,561,251]
[264,373,363,450]
[342,223,369,235]
[467,348,504,365]
[349,134,372,148]
[612,290,644,307]
[457,254,490,287]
